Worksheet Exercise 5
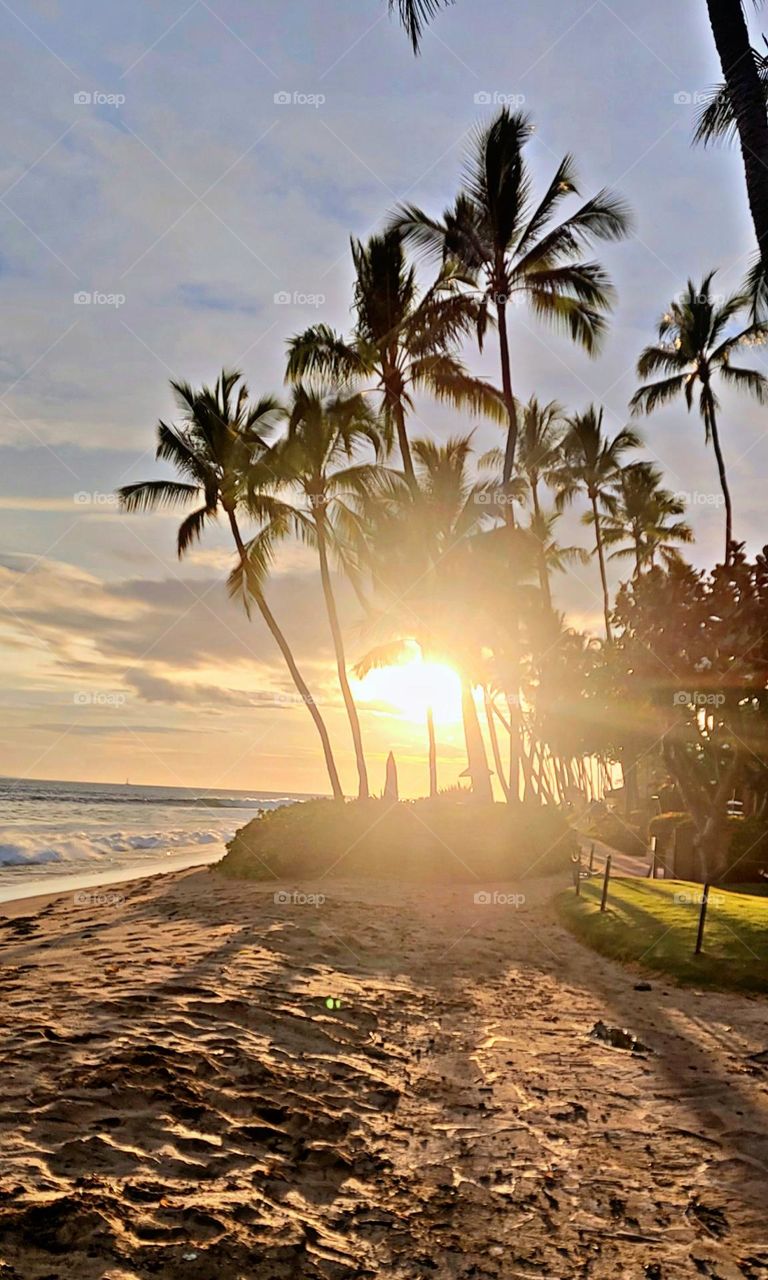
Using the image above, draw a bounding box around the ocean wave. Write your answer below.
[0,827,231,867]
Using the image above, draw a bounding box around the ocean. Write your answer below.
[0,777,306,901]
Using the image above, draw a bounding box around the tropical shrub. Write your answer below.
[217,797,575,883]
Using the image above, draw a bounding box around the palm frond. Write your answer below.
[117,479,200,514]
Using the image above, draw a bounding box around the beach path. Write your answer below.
[0,869,766,1278]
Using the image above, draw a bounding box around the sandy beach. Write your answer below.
[0,866,766,1279]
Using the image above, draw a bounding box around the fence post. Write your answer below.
[648,835,657,879]
[600,855,612,912]
[695,883,710,956]
[589,843,595,875]
[572,850,582,895]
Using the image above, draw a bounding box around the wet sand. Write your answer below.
[0,867,766,1278]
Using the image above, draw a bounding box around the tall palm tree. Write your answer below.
[601,462,693,577]
[555,407,641,641]
[286,229,503,486]
[630,274,768,562]
[255,386,386,801]
[704,0,768,305]
[694,42,768,147]
[117,371,344,800]
[391,108,631,496]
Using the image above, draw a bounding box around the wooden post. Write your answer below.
[600,855,612,912]
[572,850,582,895]
[695,883,710,956]
[648,835,657,879]
[589,843,595,875]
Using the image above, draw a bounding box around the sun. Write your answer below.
[354,650,463,727]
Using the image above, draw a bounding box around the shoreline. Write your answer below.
[0,845,220,909]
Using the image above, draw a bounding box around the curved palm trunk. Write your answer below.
[227,512,344,800]
[426,704,438,798]
[706,0,768,283]
[497,298,519,502]
[315,517,370,800]
[704,393,734,563]
[461,680,493,802]
[591,493,613,642]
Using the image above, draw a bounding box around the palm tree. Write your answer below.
[257,386,386,801]
[117,371,344,800]
[387,0,451,51]
[601,462,693,577]
[630,274,768,562]
[525,509,590,610]
[391,108,631,496]
[555,406,641,641]
[353,435,498,801]
[286,228,503,487]
[704,0,768,305]
[694,42,768,147]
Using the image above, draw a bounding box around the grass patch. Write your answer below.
[557,877,768,993]
[218,797,575,883]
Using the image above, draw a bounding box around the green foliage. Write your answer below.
[557,877,768,993]
[581,809,646,857]
[218,797,575,882]
[727,816,768,883]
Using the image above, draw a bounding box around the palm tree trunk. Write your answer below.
[704,393,734,562]
[315,516,370,800]
[483,688,510,801]
[497,297,519,496]
[706,0,768,281]
[531,481,553,608]
[461,681,493,802]
[393,397,416,487]
[426,704,438,798]
[591,493,613,642]
[227,511,344,800]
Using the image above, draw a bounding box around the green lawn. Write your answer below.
[557,877,768,993]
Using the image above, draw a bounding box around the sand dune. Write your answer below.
[0,868,766,1278]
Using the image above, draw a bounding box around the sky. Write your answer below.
[0,0,766,796]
